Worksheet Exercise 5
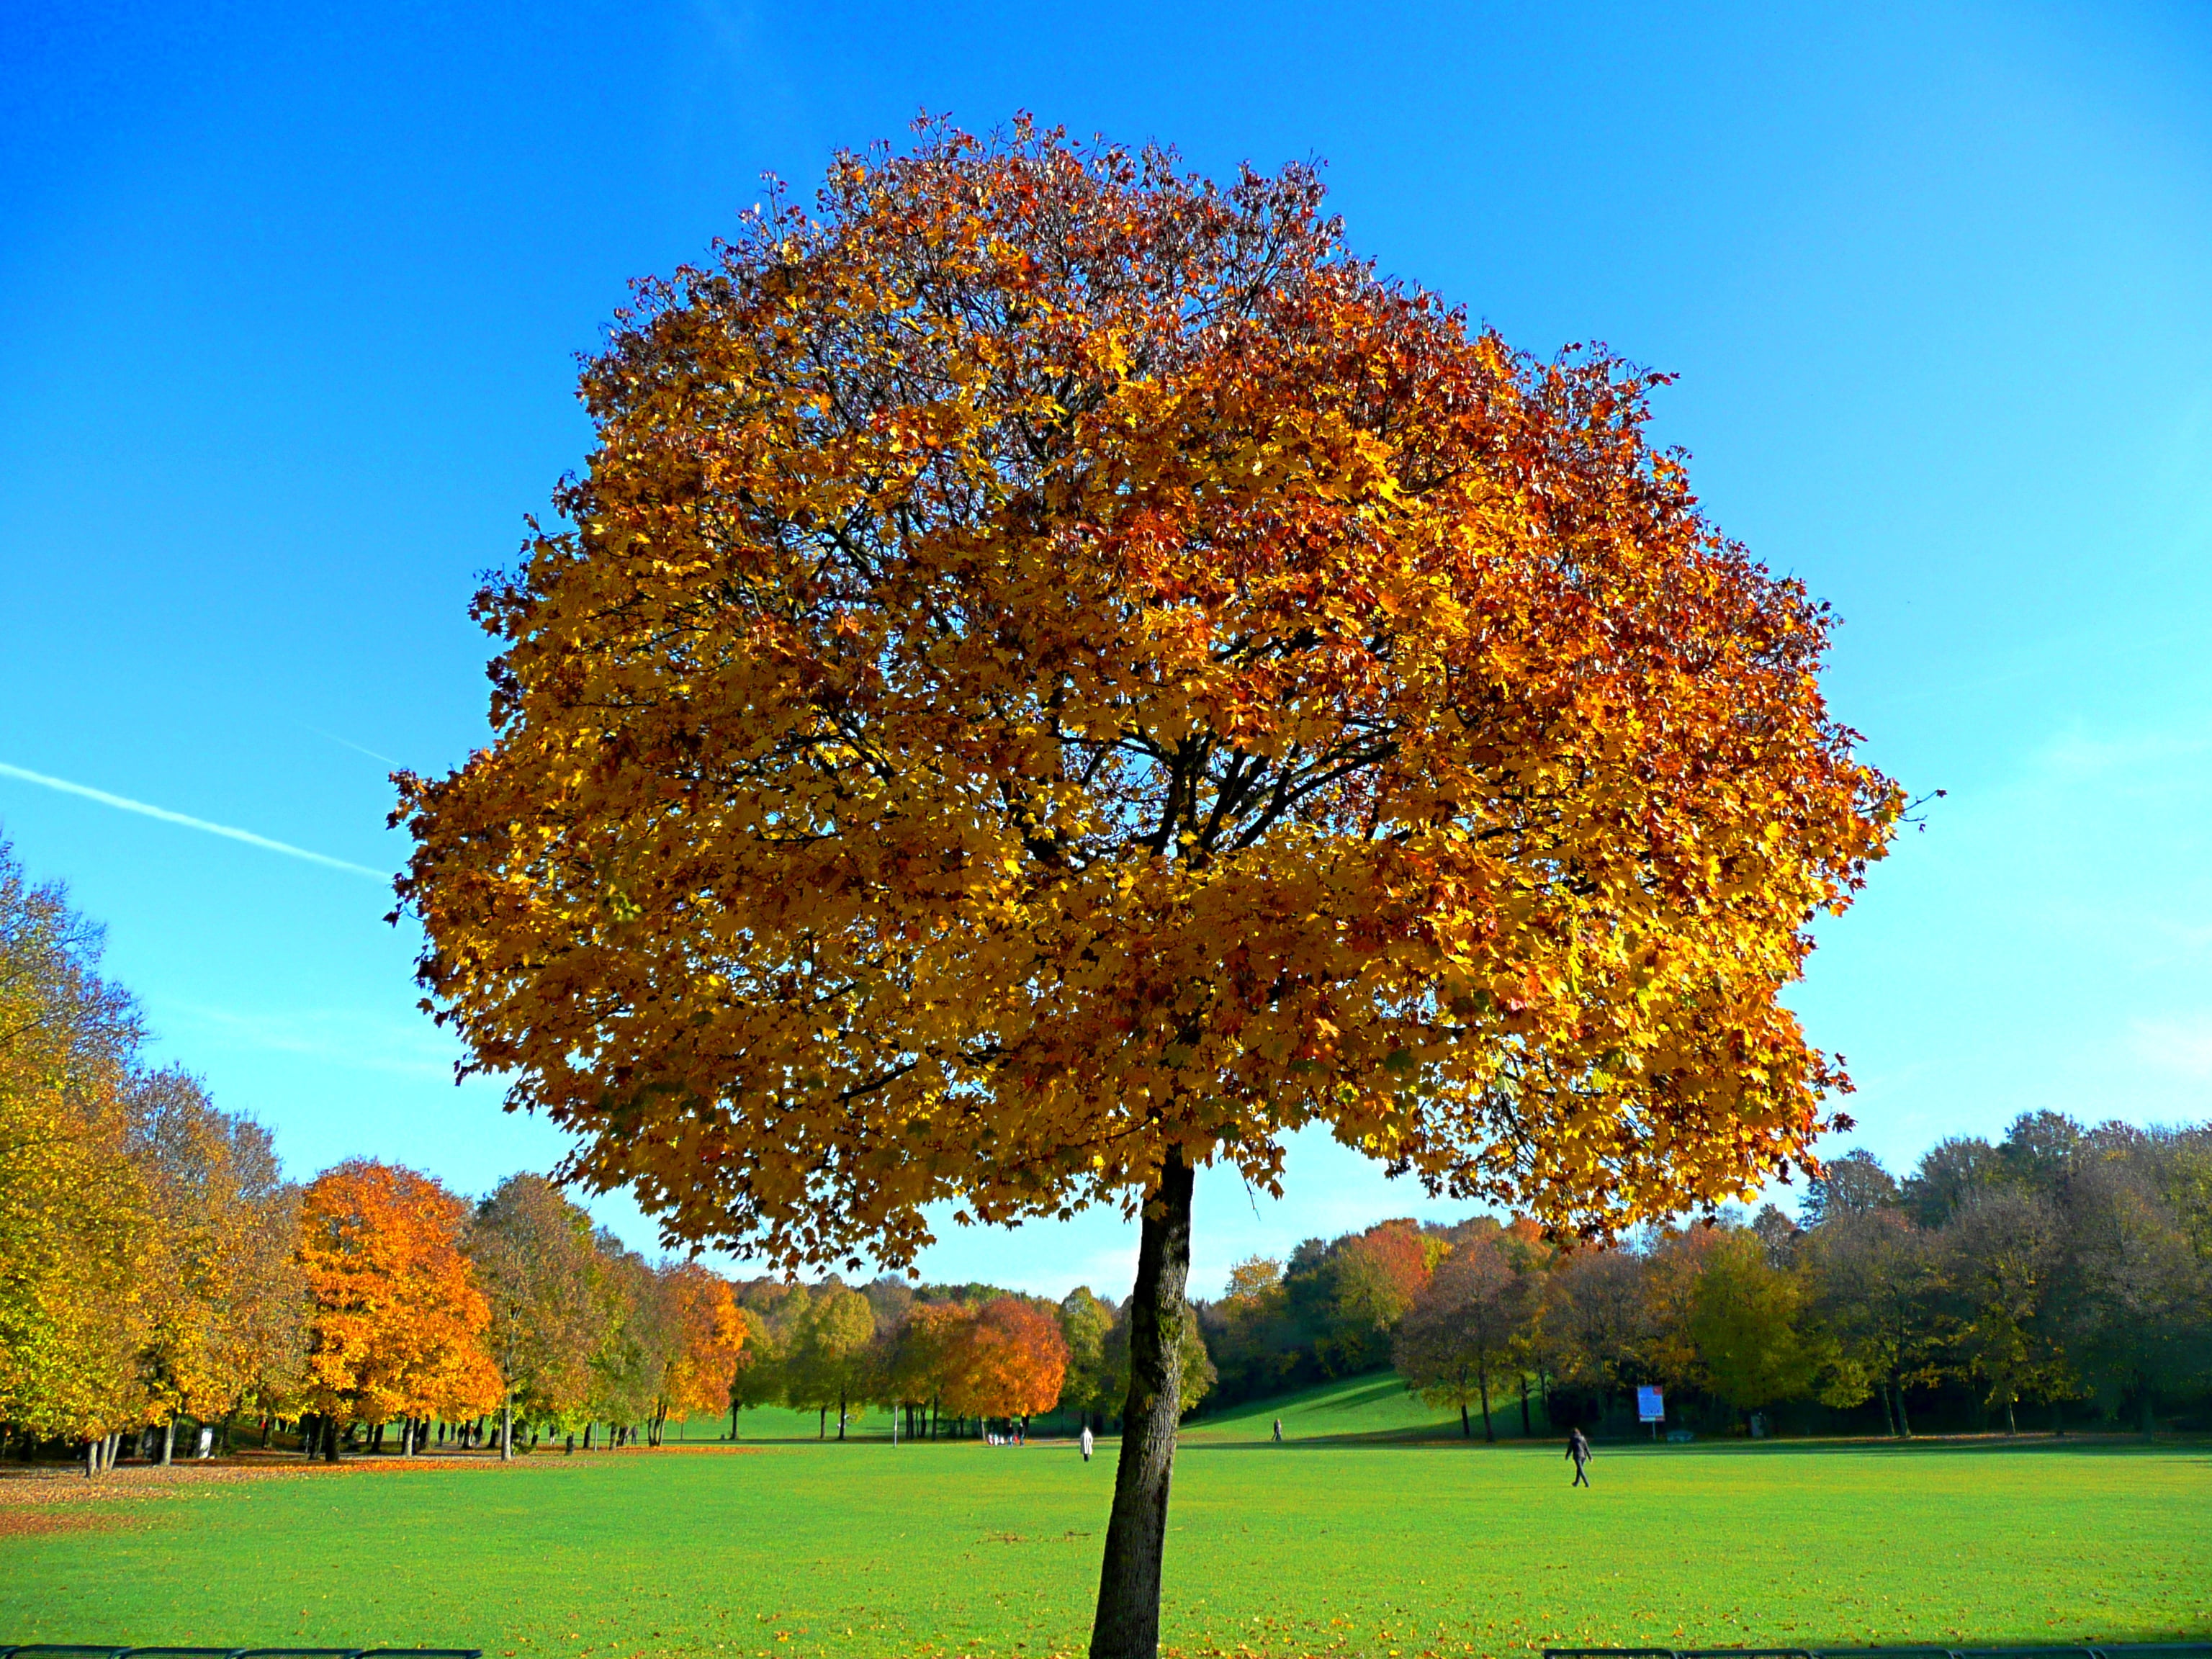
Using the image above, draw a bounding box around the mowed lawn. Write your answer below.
[6,1410,2207,1658]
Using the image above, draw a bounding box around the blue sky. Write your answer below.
[3,0,2208,1300]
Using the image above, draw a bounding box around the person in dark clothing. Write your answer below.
[1566,1426,1592,1487]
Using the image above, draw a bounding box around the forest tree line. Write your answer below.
[0,840,1159,1470]
[1199,1115,2212,1439]
[10,837,2210,1471]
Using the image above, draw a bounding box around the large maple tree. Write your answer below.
[397,119,1899,1657]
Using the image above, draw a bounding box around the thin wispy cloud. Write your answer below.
[2131,1015,2212,1083]
[161,1001,457,1080]
[293,721,400,768]
[0,760,388,880]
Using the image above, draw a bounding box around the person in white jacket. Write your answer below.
[1080,1425,1094,1462]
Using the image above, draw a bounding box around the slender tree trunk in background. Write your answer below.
[729,1401,739,1441]
[502,1397,516,1461]
[2005,1398,2017,1436]
[1089,1149,1194,1659]
[1877,1388,1894,1437]
[1460,1399,1470,1439]
[2052,1402,2064,1437]
[1519,1375,1531,1437]
[1891,1378,1912,1439]
[2138,1382,2155,1435]
[161,1416,176,1467]
[1479,1376,1494,1443]
[838,1390,848,1442]
[324,1418,341,1463]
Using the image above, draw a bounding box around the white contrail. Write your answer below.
[0,760,390,881]
[294,720,400,768]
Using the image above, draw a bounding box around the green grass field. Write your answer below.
[5,1380,2207,1659]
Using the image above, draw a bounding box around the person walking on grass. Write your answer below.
[1272,1418,1283,1444]
[1566,1426,1592,1488]
[1081,1424,1094,1463]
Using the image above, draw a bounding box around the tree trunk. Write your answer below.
[1519,1375,1531,1437]
[161,1416,176,1466]
[1478,1377,1494,1443]
[1876,1385,1894,1438]
[838,1390,848,1442]
[2004,1397,2017,1436]
[501,1391,514,1462]
[1459,1399,1470,1438]
[729,1401,739,1441]
[1891,1377,1912,1439]
[323,1416,341,1463]
[1089,1148,1194,1659]
[818,1406,826,1439]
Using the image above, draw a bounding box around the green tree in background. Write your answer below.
[467,1175,601,1455]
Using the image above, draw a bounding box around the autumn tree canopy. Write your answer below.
[299,1161,500,1436]
[395,118,1899,1658]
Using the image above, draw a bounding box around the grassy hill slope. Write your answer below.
[694,1372,1553,1445]
[1183,1371,1550,1444]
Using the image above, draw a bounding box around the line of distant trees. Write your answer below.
[1196,1112,2212,1439]
[1,839,746,1473]
[719,1274,1213,1442]
[0,836,1183,1470]
[13,832,2207,1465]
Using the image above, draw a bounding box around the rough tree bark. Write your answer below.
[501,1391,515,1463]
[1089,1150,1194,1659]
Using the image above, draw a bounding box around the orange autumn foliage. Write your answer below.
[395,117,1901,1278]
[298,1160,500,1425]
[660,1260,747,1420]
[944,1297,1069,1421]
[1349,1220,1435,1308]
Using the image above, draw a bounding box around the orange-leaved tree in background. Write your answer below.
[653,1262,747,1443]
[298,1160,499,1457]
[946,1296,1069,1427]
[396,120,1899,1657]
